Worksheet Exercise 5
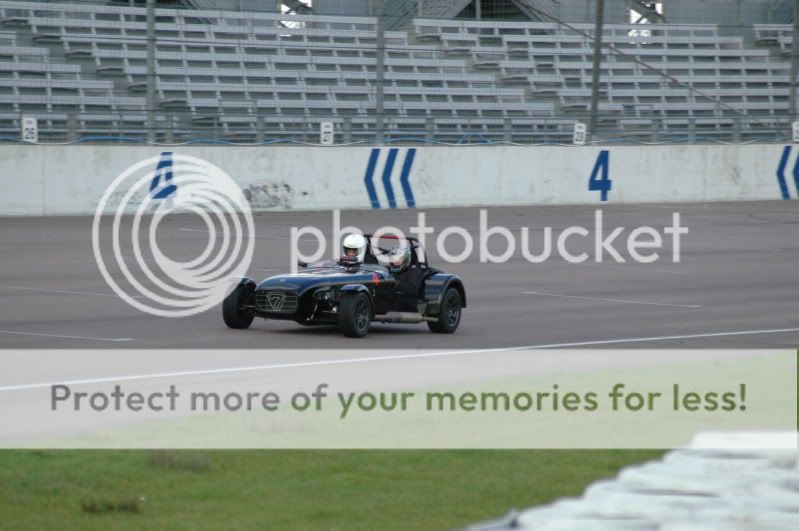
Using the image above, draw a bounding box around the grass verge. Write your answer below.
[0,449,661,530]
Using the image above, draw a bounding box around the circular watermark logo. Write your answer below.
[92,154,254,317]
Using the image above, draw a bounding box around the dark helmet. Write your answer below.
[387,244,411,273]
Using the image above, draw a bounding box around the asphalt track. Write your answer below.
[0,201,797,350]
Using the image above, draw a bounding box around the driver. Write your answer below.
[388,243,424,301]
[341,233,367,264]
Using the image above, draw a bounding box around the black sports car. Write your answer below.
[222,235,466,337]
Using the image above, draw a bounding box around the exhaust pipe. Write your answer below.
[373,311,437,324]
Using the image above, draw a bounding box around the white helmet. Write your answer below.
[342,233,366,262]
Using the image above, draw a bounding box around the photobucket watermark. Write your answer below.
[290,210,688,271]
[92,153,254,317]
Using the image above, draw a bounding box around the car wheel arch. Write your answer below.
[339,284,375,316]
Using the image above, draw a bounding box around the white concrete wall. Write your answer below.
[0,143,795,216]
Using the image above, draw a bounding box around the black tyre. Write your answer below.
[428,287,461,334]
[339,292,372,338]
[223,284,255,329]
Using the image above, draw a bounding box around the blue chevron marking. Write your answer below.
[776,146,791,200]
[363,148,381,208]
[381,148,399,209]
[399,148,416,207]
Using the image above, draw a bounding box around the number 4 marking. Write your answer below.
[588,150,612,202]
[150,152,176,200]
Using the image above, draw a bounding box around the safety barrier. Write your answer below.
[466,432,799,531]
[0,143,796,216]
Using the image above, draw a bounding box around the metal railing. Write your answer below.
[1,111,792,145]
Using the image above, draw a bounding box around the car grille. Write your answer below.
[255,289,298,313]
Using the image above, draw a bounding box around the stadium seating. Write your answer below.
[0,1,793,143]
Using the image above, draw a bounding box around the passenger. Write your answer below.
[388,244,425,300]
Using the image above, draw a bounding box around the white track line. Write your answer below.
[125,252,281,273]
[5,286,143,299]
[178,227,317,242]
[688,214,771,224]
[123,255,282,272]
[686,242,785,253]
[0,330,133,343]
[1,326,797,392]
[523,291,703,308]
[543,258,686,275]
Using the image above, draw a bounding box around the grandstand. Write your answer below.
[0,0,796,143]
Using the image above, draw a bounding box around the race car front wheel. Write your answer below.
[223,284,255,329]
[428,287,461,334]
[339,292,372,338]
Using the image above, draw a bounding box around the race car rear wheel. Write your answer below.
[339,292,371,338]
[428,287,461,334]
[223,284,255,329]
